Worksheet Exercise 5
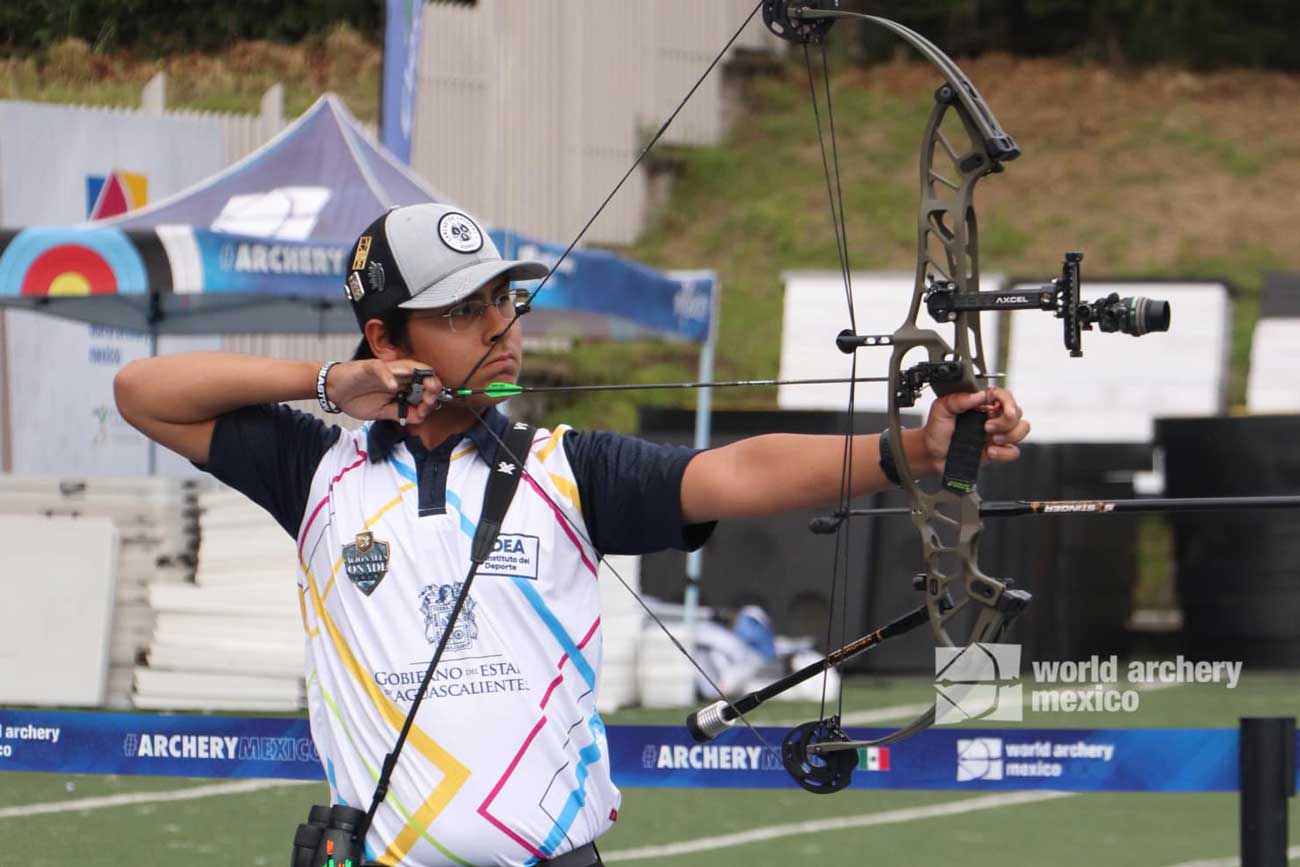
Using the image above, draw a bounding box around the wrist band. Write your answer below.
[316,362,342,414]
[878,427,902,486]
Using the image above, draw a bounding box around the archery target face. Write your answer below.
[0,227,148,298]
[21,244,118,295]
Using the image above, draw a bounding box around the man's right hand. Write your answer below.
[326,360,445,425]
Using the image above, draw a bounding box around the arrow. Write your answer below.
[446,373,1005,401]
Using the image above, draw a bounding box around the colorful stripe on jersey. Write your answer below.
[387,447,608,861]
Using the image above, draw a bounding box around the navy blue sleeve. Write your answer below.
[561,430,715,556]
[201,404,342,539]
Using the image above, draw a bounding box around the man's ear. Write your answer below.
[363,318,404,361]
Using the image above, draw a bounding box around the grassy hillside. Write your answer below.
[592,54,1300,429]
[0,29,378,119]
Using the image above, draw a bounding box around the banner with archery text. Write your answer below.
[0,709,1257,793]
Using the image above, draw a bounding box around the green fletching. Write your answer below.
[482,382,525,397]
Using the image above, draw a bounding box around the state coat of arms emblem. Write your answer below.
[419,582,478,650]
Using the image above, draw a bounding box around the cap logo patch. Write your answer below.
[366,260,386,292]
[438,211,484,253]
[346,271,366,303]
[352,235,372,271]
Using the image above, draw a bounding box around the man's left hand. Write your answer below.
[920,386,1030,476]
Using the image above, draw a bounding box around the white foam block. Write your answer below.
[0,515,119,705]
[778,271,1003,419]
[1006,282,1229,442]
[1247,318,1300,413]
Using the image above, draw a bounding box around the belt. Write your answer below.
[543,842,602,867]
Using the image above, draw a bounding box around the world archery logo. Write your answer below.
[934,642,1022,725]
[86,170,147,220]
[342,531,390,596]
[956,737,1004,781]
[420,582,478,650]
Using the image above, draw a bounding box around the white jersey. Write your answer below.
[295,422,615,867]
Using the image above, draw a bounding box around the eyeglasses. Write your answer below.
[416,288,530,333]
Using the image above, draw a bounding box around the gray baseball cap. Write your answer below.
[345,203,548,331]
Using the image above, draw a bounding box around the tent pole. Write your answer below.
[0,311,11,473]
[146,293,160,475]
[682,275,719,636]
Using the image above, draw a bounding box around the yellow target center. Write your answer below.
[48,272,92,296]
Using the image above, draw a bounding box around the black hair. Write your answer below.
[352,307,413,360]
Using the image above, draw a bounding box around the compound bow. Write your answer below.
[677,0,1173,793]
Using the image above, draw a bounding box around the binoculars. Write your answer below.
[291,804,370,867]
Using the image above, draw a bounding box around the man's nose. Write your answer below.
[482,299,513,341]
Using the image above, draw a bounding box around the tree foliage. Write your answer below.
[0,0,383,54]
[848,0,1298,71]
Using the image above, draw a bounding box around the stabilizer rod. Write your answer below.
[811,495,1300,533]
[685,603,930,743]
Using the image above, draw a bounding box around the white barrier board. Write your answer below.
[3,309,219,477]
[1006,281,1229,442]
[0,515,118,705]
[1247,318,1300,413]
[0,100,225,225]
[778,271,1003,422]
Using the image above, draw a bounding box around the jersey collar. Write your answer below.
[366,405,510,465]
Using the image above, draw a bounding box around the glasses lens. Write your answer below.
[496,289,530,317]
[446,301,482,333]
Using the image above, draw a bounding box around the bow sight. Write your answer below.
[841,254,1174,410]
[923,252,1172,357]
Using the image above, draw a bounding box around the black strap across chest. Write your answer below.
[471,420,535,563]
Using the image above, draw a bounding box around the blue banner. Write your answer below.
[0,710,321,781]
[0,709,1272,793]
[182,229,714,344]
[612,725,1241,793]
[381,0,424,164]
[493,231,715,343]
[196,230,350,296]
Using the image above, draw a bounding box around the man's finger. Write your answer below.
[985,443,1021,463]
[984,385,1021,422]
[945,390,987,414]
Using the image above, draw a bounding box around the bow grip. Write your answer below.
[942,409,987,494]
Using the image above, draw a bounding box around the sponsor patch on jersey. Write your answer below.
[342,531,389,595]
[479,533,540,580]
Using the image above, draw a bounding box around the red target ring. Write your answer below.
[20,244,118,296]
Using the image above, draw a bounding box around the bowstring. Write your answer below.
[460,404,781,763]
[455,1,765,395]
[803,41,859,726]
[820,44,858,726]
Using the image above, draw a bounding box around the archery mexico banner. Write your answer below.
[0,709,1268,793]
